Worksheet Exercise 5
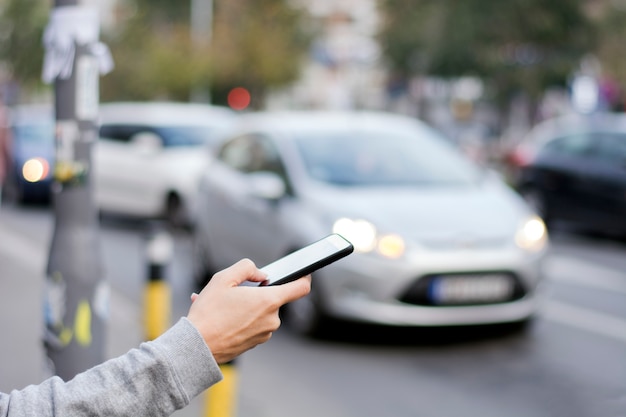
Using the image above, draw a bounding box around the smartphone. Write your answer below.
[260,234,354,286]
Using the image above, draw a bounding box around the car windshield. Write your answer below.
[294,128,481,187]
[13,123,54,144]
[156,126,221,147]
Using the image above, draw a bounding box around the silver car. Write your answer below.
[193,110,548,336]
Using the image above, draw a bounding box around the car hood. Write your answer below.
[307,182,527,249]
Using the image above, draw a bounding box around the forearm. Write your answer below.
[0,318,222,417]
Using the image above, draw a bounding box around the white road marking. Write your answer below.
[541,300,626,343]
[543,254,626,296]
[0,221,46,273]
[540,254,626,343]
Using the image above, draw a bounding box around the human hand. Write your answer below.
[186,258,311,364]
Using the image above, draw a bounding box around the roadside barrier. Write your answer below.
[203,360,238,417]
[143,223,173,340]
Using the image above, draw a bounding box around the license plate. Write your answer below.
[429,274,514,304]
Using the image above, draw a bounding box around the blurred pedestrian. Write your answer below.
[0,259,311,417]
[0,98,10,207]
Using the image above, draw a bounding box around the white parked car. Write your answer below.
[94,102,238,227]
[193,110,549,336]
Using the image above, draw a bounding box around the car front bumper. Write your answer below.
[318,245,547,327]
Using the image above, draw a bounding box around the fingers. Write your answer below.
[210,258,267,287]
[186,261,312,364]
[266,275,312,304]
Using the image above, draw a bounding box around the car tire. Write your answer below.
[283,279,329,338]
[165,193,188,229]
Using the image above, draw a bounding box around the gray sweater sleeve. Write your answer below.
[0,317,223,417]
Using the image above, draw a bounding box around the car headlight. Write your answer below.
[332,217,405,259]
[515,215,548,252]
[22,158,50,183]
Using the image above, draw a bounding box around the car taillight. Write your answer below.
[507,146,534,167]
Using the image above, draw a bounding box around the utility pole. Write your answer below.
[42,0,113,381]
[190,0,213,103]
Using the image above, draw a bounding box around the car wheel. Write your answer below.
[283,279,329,337]
[165,193,188,229]
[191,231,217,292]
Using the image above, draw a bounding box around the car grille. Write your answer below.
[397,271,527,307]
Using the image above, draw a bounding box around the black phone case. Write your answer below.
[267,240,354,286]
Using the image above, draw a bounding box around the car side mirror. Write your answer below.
[247,171,286,201]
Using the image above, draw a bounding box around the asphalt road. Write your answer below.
[2,203,625,417]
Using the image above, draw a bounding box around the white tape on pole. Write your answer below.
[42,6,114,83]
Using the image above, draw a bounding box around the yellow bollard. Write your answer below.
[143,225,173,340]
[144,280,171,340]
[203,361,238,417]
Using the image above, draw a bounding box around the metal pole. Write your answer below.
[191,0,213,46]
[190,0,213,103]
[43,0,108,381]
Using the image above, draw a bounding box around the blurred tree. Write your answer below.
[134,0,190,24]
[0,0,50,97]
[101,0,312,108]
[378,0,595,120]
[209,0,312,107]
[101,6,214,102]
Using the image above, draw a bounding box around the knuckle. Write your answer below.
[272,316,282,331]
[239,258,256,269]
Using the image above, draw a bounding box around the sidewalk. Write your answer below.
[0,213,203,416]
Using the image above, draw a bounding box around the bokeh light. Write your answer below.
[22,158,50,182]
[227,87,251,110]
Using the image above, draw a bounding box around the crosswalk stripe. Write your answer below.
[543,254,626,296]
[541,300,626,344]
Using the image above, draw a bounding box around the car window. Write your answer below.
[293,128,480,187]
[219,136,250,169]
[100,124,217,147]
[100,125,150,144]
[155,126,218,147]
[596,133,626,167]
[219,134,293,191]
[219,135,284,172]
[13,123,54,144]
[539,134,596,158]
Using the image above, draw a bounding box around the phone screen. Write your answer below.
[261,234,353,286]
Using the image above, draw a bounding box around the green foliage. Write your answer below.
[101,18,213,102]
[101,0,312,107]
[134,0,190,23]
[0,0,50,92]
[378,0,595,101]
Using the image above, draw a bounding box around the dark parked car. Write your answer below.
[514,112,626,236]
[5,104,55,204]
